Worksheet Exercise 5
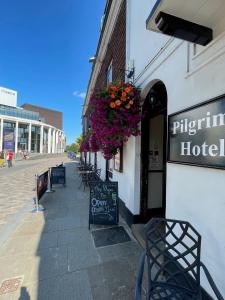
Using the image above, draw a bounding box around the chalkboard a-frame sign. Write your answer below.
[89,181,118,229]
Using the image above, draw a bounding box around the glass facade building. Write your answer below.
[31,125,40,153]
[18,124,29,151]
[3,121,15,151]
[43,128,48,154]
[0,104,44,122]
[0,103,65,154]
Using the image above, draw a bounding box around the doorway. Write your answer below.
[140,82,167,222]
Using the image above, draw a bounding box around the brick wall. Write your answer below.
[95,0,126,91]
[21,104,63,129]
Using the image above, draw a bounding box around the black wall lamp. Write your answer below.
[155,12,213,46]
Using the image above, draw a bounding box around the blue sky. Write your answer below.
[0,0,106,144]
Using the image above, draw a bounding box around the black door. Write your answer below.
[141,82,167,221]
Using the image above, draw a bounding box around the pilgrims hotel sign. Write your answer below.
[168,95,225,169]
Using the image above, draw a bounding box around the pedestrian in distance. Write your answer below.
[6,150,13,168]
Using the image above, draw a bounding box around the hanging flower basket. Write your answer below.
[89,132,100,152]
[89,81,142,159]
[79,134,90,152]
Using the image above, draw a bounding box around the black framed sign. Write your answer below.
[168,94,225,169]
[89,181,118,228]
[50,166,66,185]
[37,171,48,200]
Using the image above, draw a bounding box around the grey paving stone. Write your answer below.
[35,246,68,281]
[68,239,101,271]
[44,216,87,232]
[35,231,58,250]
[57,227,91,247]
[37,270,93,300]
[87,259,136,300]
[97,240,142,269]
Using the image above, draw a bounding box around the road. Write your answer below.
[0,154,70,234]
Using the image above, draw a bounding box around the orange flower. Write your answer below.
[110,86,117,92]
[124,87,132,93]
[115,100,121,106]
[125,104,131,109]
[111,94,116,99]
[110,102,116,108]
[122,92,127,97]
[121,97,126,102]
[117,81,122,87]
[129,100,134,105]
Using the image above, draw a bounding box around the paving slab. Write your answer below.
[87,259,137,300]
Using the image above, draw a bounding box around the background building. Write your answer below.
[0,87,65,154]
[21,103,63,130]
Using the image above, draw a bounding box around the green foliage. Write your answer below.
[65,133,83,154]
[65,143,79,153]
[75,134,83,146]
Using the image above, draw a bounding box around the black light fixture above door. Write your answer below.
[155,12,213,46]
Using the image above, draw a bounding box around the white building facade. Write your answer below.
[0,87,17,107]
[83,1,225,297]
[0,89,65,155]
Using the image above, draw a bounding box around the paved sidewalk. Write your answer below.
[0,161,142,300]
[0,154,68,234]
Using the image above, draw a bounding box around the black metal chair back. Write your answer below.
[88,168,101,182]
[135,218,224,300]
[145,218,201,297]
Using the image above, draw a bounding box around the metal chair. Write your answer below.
[86,168,101,186]
[135,218,224,300]
[79,168,101,191]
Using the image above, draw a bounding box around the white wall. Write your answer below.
[127,0,170,81]
[90,152,95,166]
[126,0,225,297]
[96,152,107,181]
[167,164,225,297]
[112,137,140,214]
[0,87,17,107]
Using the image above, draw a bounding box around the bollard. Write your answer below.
[31,174,45,213]
[46,168,55,193]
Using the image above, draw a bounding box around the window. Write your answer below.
[18,124,29,151]
[106,61,112,84]
[31,125,40,153]
[114,146,123,172]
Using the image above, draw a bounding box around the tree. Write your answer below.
[75,134,83,147]
[65,143,79,153]
[65,134,83,154]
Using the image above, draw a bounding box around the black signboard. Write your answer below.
[37,171,48,200]
[168,94,225,169]
[50,166,66,186]
[56,163,63,167]
[89,181,118,228]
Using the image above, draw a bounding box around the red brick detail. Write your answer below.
[95,0,126,91]
[21,104,63,130]
[0,277,23,295]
